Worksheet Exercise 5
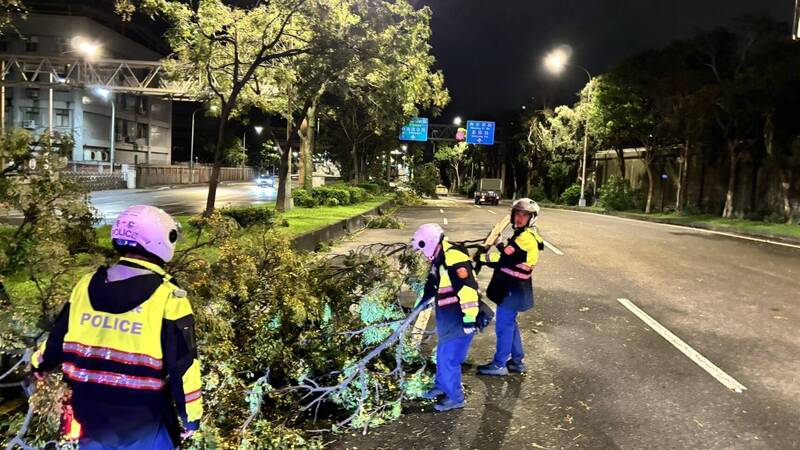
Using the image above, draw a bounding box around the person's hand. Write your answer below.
[463,327,476,335]
[33,371,45,381]
[181,429,196,440]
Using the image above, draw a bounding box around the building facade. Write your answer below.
[1,13,173,166]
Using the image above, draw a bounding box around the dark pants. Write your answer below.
[492,305,524,366]
[78,421,176,450]
[435,334,474,403]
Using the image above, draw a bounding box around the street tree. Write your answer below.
[434,142,468,191]
[117,0,311,215]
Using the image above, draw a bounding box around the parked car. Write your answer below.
[436,184,449,197]
[474,178,502,205]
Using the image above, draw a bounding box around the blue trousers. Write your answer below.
[78,421,176,450]
[435,334,474,403]
[492,305,524,366]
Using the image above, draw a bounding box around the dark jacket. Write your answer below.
[481,227,543,312]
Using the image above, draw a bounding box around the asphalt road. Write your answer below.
[1,183,277,225]
[331,197,800,449]
[89,183,276,224]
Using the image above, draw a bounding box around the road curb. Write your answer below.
[541,203,800,246]
[290,199,397,252]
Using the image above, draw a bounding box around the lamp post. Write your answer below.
[544,47,593,207]
[242,125,263,168]
[93,87,115,173]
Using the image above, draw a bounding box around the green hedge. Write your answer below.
[292,189,317,208]
[296,185,373,208]
[358,183,381,195]
[221,205,277,228]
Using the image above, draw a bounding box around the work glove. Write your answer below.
[181,429,196,440]
[463,325,476,335]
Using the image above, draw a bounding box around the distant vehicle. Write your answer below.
[474,178,502,205]
[436,184,449,196]
[255,175,275,188]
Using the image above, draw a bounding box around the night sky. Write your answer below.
[414,0,792,121]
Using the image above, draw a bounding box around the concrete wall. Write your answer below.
[136,165,257,188]
[594,149,800,219]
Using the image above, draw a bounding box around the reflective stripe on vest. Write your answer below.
[63,341,163,370]
[185,389,202,404]
[63,362,166,390]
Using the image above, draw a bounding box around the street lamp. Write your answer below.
[71,36,101,59]
[544,46,592,207]
[453,116,462,126]
[242,125,263,167]
[92,87,115,173]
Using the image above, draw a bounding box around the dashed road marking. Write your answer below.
[440,208,444,214]
[617,298,747,393]
[487,209,497,215]
[475,205,482,208]
[443,218,449,225]
[543,240,564,255]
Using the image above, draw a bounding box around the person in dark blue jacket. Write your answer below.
[475,199,543,376]
[412,223,480,412]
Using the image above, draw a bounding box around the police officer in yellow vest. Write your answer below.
[411,223,480,412]
[32,205,202,449]
[476,198,544,376]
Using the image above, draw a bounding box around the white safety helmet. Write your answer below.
[510,198,540,228]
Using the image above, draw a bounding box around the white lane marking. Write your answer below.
[410,308,432,348]
[487,209,497,215]
[543,240,564,255]
[443,218,449,225]
[440,208,444,214]
[549,208,800,250]
[617,298,747,393]
[475,205,482,208]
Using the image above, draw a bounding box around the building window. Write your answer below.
[23,107,39,123]
[56,37,70,54]
[137,123,148,139]
[25,37,38,52]
[137,97,149,114]
[25,89,40,100]
[55,109,70,127]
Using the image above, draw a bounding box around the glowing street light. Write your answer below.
[254,126,264,134]
[71,36,101,59]
[543,45,592,207]
[453,116,462,126]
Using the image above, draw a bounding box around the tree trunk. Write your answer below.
[697,152,706,210]
[204,108,232,216]
[722,142,738,218]
[453,163,460,192]
[615,146,626,178]
[276,118,294,212]
[779,168,792,224]
[644,161,654,214]
[350,143,359,183]
[675,139,690,214]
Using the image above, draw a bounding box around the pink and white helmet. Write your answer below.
[111,205,180,263]
[411,223,444,261]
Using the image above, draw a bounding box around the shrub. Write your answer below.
[599,176,635,211]
[411,163,439,197]
[396,190,424,207]
[530,185,547,202]
[366,214,404,229]
[358,183,382,195]
[344,186,369,204]
[312,186,351,206]
[559,183,582,206]
[220,205,277,228]
[292,188,317,208]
